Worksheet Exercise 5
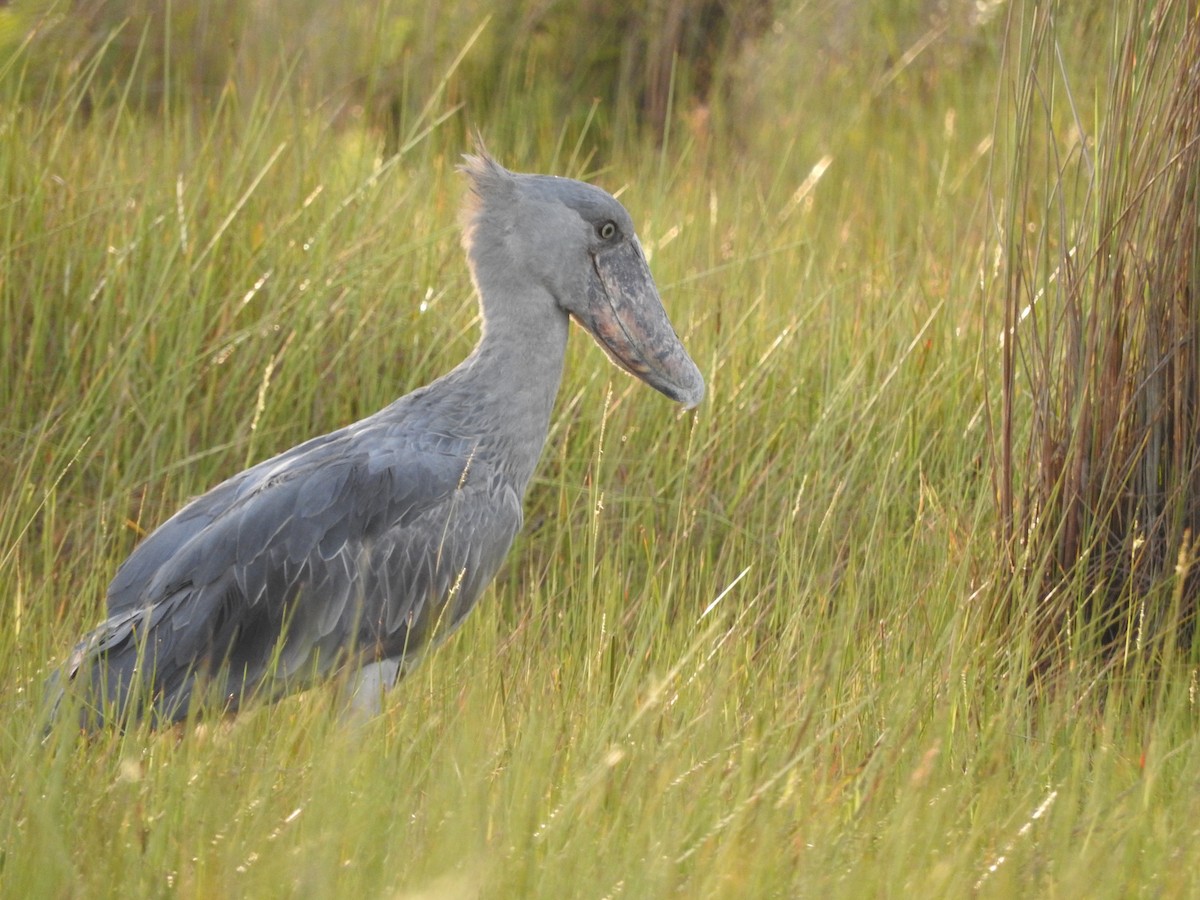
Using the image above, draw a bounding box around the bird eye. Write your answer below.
[598,221,618,240]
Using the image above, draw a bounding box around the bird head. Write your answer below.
[459,152,705,410]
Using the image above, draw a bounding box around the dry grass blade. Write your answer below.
[992,0,1200,669]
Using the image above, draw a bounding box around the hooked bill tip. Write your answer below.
[636,349,704,410]
[672,370,706,410]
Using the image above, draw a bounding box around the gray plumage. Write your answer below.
[52,152,704,728]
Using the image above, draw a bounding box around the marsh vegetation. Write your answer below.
[1,1,1197,895]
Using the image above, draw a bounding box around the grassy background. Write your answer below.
[3,1,1198,896]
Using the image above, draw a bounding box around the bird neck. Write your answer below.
[437,283,571,495]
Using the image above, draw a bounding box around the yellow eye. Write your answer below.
[598,221,617,240]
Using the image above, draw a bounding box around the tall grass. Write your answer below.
[991,0,1200,673]
[2,2,1199,896]
[0,0,772,151]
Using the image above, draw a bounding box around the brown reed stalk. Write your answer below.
[994,0,1199,669]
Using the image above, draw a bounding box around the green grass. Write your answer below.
[3,2,1199,896]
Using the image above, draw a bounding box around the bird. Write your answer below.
[49,150,705,729]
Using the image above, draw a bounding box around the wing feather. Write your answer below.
[70,420,521,725]
[104,429,347,617]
